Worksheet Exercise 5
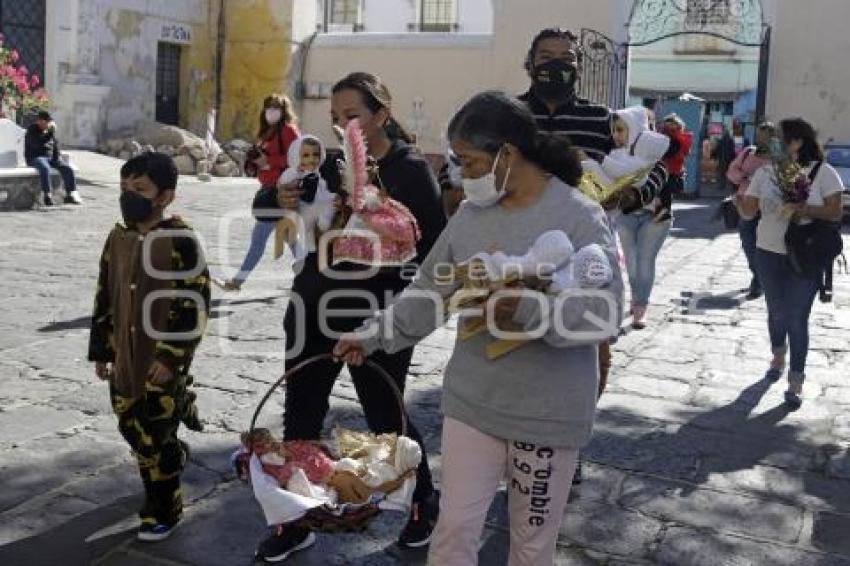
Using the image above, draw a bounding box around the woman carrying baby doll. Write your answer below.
[594,106,672,330]
[224,94,301,291]
[334,91,624,566]
[258,72,446,562]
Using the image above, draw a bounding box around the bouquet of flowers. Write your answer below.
[768,138,811,216]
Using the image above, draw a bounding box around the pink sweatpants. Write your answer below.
[428,417,579,566]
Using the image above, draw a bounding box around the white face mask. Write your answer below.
[462,147,510,207]
[265,108,282,124]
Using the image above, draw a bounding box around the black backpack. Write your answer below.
[784,161,844,302]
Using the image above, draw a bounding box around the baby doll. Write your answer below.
[239,429,336,487]
[275,135,336,262]
[603,106,669,185]
[332,119,421,266]
[581,106,669,211]
[238,428,422,505]
[465,230,613,292]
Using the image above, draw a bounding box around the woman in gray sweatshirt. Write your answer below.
[334,91,624,566]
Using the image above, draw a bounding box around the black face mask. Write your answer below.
[120,191,155,226]
[532,59,578,101]
[300,172,320,203]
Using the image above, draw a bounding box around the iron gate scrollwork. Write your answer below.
[628,0,767,47]
[578,0,770,119]
[578,29,628,110]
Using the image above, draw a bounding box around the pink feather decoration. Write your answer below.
[344,119,370,211]
[333,118,422,265]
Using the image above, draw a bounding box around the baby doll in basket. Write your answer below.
[331,119,421,266]
[236,428,421,505]
[581,106,669,212]
[274,134,337,262]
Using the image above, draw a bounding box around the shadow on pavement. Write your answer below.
[0,495,140,565]
[38,316,92,332]
[678,289,744,312]
[668,200,727,240]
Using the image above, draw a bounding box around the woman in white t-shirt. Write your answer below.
[737,118,843,408]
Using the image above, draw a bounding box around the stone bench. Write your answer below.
[0,167,62,211]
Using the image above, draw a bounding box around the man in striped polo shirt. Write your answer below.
[518,28,615,163]
[519,28,616,487]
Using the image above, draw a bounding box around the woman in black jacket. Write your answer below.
[24,110,81,205]
[257,72,446,562]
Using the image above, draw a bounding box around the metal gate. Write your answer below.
[155,42,182,126]
[577,29,628,111]
[579,0,771,121]
[0,0,46,85]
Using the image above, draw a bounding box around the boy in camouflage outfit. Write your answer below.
[88,152,210,542]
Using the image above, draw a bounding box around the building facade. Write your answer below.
[4,0,849,150]
[2,0,296,148]
[295,0,850,154]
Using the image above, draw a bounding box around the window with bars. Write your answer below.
[686,0,731,26]
[329,0,360,26]
[0,0,46,83]
[420,0,457,32]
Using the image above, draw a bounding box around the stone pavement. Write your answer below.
[1,151,850,566]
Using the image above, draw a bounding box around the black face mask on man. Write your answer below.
[120,191,155,226]
[532,59,578,101]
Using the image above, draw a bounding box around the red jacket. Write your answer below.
[258,123,300,187]
[663,130,693,177]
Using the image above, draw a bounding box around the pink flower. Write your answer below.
[10,50,19,63]
[30,74,39,88]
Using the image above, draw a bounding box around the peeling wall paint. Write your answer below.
[96,3,215,138]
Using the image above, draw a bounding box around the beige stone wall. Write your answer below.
[764,0,850,143]
[298,0,622,154]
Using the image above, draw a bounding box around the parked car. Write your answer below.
[825,144,850,222]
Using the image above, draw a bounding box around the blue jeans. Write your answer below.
[234,219,275,282]
[756,249,819,374]
[28,157,76,195]
[738,214,761,289]
[617,210,671,306]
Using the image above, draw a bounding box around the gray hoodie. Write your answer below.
[358,178,624,447]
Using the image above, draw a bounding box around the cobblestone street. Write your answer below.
[1,152,850,565]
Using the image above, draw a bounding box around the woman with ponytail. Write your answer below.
[334,91,624,565]
[260,73,446,560]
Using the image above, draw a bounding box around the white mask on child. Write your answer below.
[463,147,510,208]
[265,108,282,124]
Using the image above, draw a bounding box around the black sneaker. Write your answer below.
[137,518,180,542]
[572,459,584,485]
[43,194,54,206]
[398,490,439,548]
[257,525,316,563]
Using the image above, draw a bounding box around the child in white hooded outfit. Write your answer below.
[275,135,336,263]
[601,106,669,186]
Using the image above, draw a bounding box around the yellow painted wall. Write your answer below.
[219,0,294,141]
[181,10,217,135]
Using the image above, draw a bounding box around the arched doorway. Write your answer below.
[579,0,771,195]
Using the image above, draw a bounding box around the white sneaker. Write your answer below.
[64,191,83,205]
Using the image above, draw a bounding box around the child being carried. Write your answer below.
[275,135,337,262]
[582,106,670,219]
